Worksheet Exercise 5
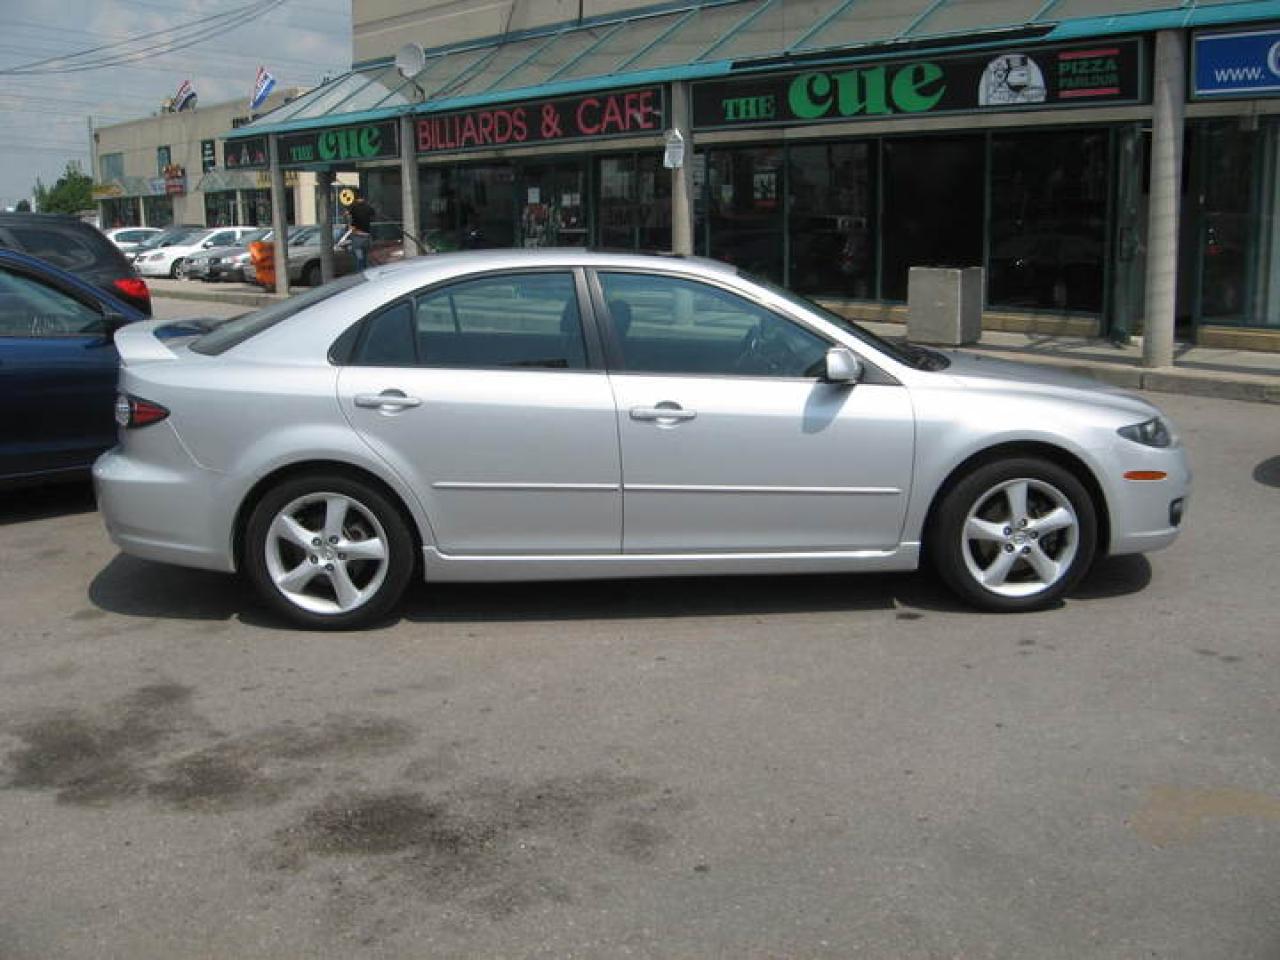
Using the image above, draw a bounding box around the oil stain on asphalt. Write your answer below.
[3,683,693,922]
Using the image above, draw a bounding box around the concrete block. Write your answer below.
[907,267,983,345]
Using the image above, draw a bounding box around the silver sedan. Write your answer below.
[95,251,1189,629]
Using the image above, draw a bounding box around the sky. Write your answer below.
[0,0,352,208]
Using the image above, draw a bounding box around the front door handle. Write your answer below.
[354,390,421,410]
[630,403,696,423]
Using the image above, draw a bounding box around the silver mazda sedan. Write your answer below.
[95,251,1189,629]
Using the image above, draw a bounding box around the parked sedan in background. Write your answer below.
[96,251,1189,629]
[103,226,163,255]
[0,248,146,485]
[135,226,258,279]
[183,228,270,281]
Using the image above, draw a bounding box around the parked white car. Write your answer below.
[103,226,162,255]
[134,226,258,279]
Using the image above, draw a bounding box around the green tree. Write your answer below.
[14,199,31,212]
[33,161,93,214]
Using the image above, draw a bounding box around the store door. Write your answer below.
[517,161,588,248]
[881,136,984,301]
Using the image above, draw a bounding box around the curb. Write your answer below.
[148,282,282,309]
[962,348,1280,405]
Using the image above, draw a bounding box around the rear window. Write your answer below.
[189,273,368,355]
[0,223,108,272]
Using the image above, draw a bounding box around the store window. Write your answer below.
[881,136,984,302]
[988,129,1109,313]
[1193,119,1270,325]
[204,191,239,226]
[518,161,588,248]
[704,146,784,284]
[421,164,516,251]
[142,195,173,227]
[100,197,140,228]
[100,153,124,183]
[597,153,670,252]
[788,142,877,300]
[156,146,171,178]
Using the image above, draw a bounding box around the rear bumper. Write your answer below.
[93,443,237,573]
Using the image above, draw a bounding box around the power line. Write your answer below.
[0,0,289,76]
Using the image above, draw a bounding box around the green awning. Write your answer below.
[226,0,1280,140]
[194,169,263,192]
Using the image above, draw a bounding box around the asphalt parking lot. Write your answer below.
[1,390,1277,959]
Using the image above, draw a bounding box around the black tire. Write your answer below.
[170,259,184,279]
[243,472,416,630]
[930,457,1097,612]
[302,261,322,287]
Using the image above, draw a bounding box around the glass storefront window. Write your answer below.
[204,191,239,227]
[518,161,588,248]
[881,136,984,301]
[704,146,783,283]
[142,195,173,227]
[100,198,140,228]
[788,142,876,299]
[597,153,670,252]
[1193,120,1265,325]
[421,164,516,251]
[988,129,1109,313]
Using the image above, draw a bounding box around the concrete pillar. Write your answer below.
[400,113,420,258]
[670,81,694,256]
[1143,29,1185,368]
[235,189,246,227]
[268,134,290,297]
[318,170,335,283]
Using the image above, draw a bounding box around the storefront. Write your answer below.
[221,0,1280,348]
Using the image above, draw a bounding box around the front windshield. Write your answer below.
[148,227,201,248]
[745,272,950,371]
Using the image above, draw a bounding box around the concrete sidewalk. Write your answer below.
[148,278,1280,405]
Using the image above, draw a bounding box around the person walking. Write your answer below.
[344,191,375,271]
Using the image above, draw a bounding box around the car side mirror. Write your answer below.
[824,347,862,384]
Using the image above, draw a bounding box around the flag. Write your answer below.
[250,66,276,110]
[174,79,197,111]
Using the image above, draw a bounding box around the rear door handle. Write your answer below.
[630,404,696,423]
[354,391,421,410]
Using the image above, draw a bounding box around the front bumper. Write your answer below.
[1105,443,1191,556]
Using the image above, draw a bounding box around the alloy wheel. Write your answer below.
[959,477,1079,599]
[262,491,390,616]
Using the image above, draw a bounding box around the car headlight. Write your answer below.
[233,252,250,263]
[1117,416,1174,448]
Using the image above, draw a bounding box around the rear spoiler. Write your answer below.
[113,319,179,364]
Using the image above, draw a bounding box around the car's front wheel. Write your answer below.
[170,259,184,279]
[931,457,1097,612]
[244,473,415,629]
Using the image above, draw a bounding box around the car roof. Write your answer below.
[0,247,146,318]
[368,248,739,284]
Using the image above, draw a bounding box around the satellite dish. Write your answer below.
[396,43,426,79]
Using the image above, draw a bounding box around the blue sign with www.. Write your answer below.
[1194,27,1280,97]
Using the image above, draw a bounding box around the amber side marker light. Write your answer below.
[1123,470,1168,481]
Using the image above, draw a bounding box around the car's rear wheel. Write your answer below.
[170,259,184,279]
[931,457,1096,612]
[244,473,415,629]
[303,261,321,287]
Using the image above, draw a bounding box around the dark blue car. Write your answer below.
[0,248,145,486]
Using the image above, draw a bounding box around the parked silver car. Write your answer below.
[182,228,270,281]
[95,251,1189,629]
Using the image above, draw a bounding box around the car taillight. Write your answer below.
[113,277,151,311]
[115,394,169,429]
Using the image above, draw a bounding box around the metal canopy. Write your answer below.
[226,0,1279,139]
